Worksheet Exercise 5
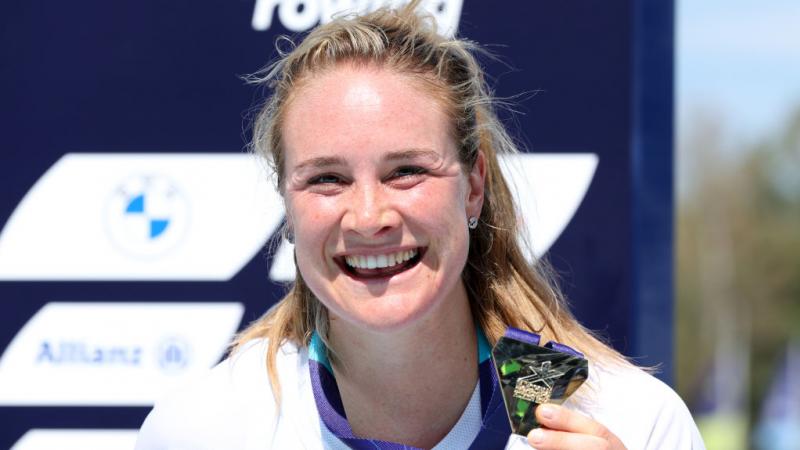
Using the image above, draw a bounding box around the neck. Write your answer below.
[328,284,478,449]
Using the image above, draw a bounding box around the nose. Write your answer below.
[341,182,401,238]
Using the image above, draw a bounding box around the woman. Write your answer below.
[136,2,704,449]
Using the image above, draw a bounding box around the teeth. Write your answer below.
[344,249,418,270]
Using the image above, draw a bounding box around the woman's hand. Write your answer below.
[526,404,627,450]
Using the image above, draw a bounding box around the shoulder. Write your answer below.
[134,339,309,450]
[573,362,706,450]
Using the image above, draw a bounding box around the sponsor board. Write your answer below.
[0,302,244,405]
[0,154,283,280]
[0,153,596,283]
[0,0,674,445]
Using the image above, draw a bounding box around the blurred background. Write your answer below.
[675,0,800,448]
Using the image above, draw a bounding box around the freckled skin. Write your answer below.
[281,64,484,332]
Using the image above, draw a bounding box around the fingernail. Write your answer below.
[529,428,545,445]
[538,404,555,420]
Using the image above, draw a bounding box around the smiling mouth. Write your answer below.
[335,248,426,280]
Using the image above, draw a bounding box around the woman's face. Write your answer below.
[282,65,485,332]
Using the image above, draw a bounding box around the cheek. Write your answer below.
[289,195,339,239]
[409,179,469,227]
[286,202,324,279]
[407,181,471,267]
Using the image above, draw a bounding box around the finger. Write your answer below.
[527,427,609,450]
[535,404,610,438]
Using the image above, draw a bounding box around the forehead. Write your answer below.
[281,64,454,166]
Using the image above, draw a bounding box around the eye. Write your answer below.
[391,166,427,178]
[386,165,427,189]
[308,173,342,185]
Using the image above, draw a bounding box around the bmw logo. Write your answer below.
[105,175,190,259]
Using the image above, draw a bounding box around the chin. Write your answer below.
[330,295,437,333]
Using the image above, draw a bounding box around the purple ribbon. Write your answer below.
[503,327,584,358]
[308,327,582,449]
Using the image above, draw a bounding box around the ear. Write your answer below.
[466,150,486,219]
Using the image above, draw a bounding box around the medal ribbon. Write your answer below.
[308,327,582,449]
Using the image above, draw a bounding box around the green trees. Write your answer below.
[677,107,800,447]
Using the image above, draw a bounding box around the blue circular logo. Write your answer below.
[105,175,190,258]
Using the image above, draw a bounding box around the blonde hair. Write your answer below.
[237,0,630,399]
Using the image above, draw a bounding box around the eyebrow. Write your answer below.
[293,156,346,171]
[292,148,442,171]
[384,148,442,163]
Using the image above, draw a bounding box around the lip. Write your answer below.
[333,246,427,282]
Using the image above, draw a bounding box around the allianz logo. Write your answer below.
[34,338,189,371]
[251,0,464,35]
[36,341,143,366]
[0,303,242,406]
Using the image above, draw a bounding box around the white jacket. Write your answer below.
[135,338,705,449]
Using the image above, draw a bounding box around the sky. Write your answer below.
[676,0,800,146]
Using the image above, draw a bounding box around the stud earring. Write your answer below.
[282,226,295,244]
[468,216,478,230]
